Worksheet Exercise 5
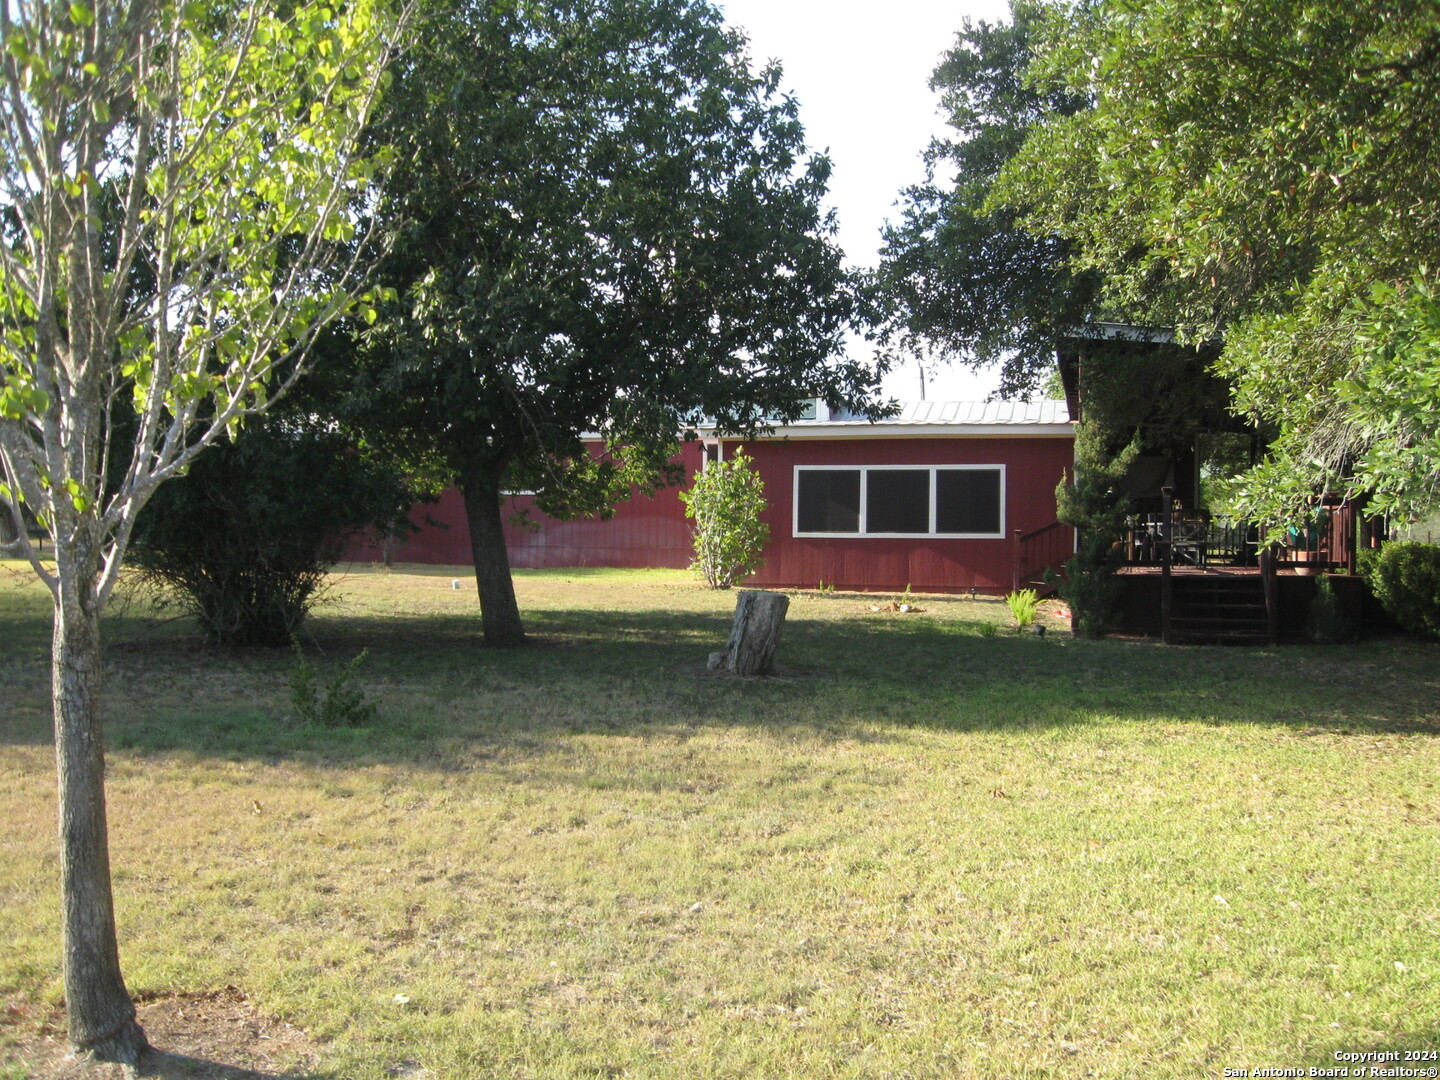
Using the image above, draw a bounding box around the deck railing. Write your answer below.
[1279,502,1357,574]
[1121,504,1359,574]
[1011,521,1075,594]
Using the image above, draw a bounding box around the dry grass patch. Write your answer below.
[5,988,320,1079]
[2,562,1438,1078]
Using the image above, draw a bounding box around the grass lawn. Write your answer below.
[2,560,1438,1079]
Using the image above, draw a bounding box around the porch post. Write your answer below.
[1012,528,1022,594]
[1160,485,1174,645]
[1260,544,1279,645]
[1344,502,1358,576]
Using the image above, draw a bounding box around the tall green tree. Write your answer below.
[875,1,1094,396]
[995,0,1440,521]
[0,0,401,1062]
[353,0,878,647]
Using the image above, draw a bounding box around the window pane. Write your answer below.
[797,470,860,533]
[935,469,1001,534]
[866,470,930,533]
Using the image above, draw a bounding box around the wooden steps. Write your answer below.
[1168,576,1271,645]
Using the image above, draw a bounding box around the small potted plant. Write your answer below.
[1286,504,1330,576]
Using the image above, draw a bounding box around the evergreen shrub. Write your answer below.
[1360,541,1440,639]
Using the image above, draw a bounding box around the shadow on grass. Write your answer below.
[2,601,1437,763]
[133,1049,317,1080]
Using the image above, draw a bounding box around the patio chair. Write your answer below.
[1170,512,1209,566]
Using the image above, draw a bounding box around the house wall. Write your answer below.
[344,433,1075,592]
[343,441,704,569]
[730,435,1075,594]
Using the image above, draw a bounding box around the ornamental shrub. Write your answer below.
[680,452,769,589]
[130,419,415,645]
[1360,541,1440,640]
[1051,423,1140,638]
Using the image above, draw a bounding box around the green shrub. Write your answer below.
[1005,588,1040,631]
[1052,424,1140,638]
[289,646,378,728]
[130,419,415,645]
[1356,546,1380,583]
[1306,575,1356,644]
[680,452,770,589]
[1360,541,1440,639]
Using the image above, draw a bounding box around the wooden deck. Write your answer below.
[1111,564,1371,644]
[1010,499,1384,641]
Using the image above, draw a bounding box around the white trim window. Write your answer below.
[792,464,1006,538]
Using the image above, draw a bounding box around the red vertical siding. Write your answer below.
[735,436,1073,593]
[343,434,1075,592]
[343,441,703,569]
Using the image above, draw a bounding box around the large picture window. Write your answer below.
[793,465,1004,538]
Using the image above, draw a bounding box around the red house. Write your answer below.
[347,399,1076,594]
[704,400,1074,593]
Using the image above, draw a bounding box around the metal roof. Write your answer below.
[697,398,1073,440]
[822,399,1071,426]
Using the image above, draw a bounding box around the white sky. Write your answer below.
[715,0,1013,402]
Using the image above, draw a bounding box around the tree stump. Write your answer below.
[712,589,789,676]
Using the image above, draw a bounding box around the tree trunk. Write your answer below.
[459,458,527,648]
[52,565,146,1064]
[717,589,789,675]
[0,504,16,546]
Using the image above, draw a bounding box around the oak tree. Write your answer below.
[995,0,1440,521]
[352,0,879,647]
[875,1,1094,396]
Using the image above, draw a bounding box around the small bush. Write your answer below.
[289,646,378,728]
[1360,541,1440,640]
[680,452,769,589]
[1356,546,1380,583]
[1306,575,1356,644]
[129,419,415,646]
[1005,588,1040,631]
